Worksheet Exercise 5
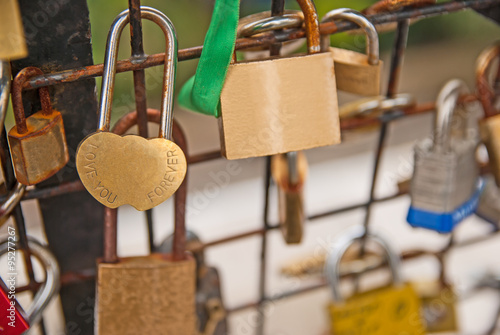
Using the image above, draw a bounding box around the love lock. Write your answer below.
[76,6,186,211]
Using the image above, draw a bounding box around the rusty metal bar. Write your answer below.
[21,1,500,91]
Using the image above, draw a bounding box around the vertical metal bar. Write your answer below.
[0,128,44,333]
[355,20,410,291]
[257,156,273,335]
[257,2,285,333]
[103,208,118,263]
[12,2,104,333]
[128,0,155,253]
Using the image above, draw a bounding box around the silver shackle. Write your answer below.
[98,6,177,140]
[324,226,402,302]
[434,79,470,152]
[0,238,60,330]
[320,8,379,66]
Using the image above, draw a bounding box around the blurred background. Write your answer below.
[2,1,500,334]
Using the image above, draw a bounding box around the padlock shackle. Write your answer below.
[0,182,25,225]
[295,0,320,54]
[235,0,320,55]
[233,11,304,63]
[339,93,415,119]
[0,238,60,327]
[433,79,470,152]
[476,42,500,119]
[324,226,402,303]
[106,108,189,261]
[98,6,177,140]
[320,8,379,65]
[237,11,304,38]
[0,61,11,138]
[11,67,53,135]
[286,151,299,185]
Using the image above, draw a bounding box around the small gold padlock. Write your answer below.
[321,9,383,96]
[271,151,308,244]
[76,6,186,211]
[0,0,27,60]
[476,42,500,186]
[219,0,340,160]
[325,226,425,335]
[8,67,69,186]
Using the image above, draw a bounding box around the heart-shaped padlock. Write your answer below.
[76,7,186,211]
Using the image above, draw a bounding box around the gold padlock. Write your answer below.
[96,94,195,334]
[0,0,27,60]
[8,67,69,186]
[219,0,340,160]
[321,9,383,96]
[476,42,500,187]
[76,6,186,211]
[271,151,308,244]
[325,226,425,335]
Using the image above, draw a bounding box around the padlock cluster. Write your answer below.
[1,0,500,334]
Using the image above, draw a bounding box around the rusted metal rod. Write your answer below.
[22,0,500,91]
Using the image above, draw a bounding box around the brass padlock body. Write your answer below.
[328,283,425,335]
[480,115,500,186]
[219,52,340,160]
[96,254,196,335]
[331,47,383,96]
[8,110,68,185]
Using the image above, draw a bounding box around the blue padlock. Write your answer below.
[407,79,481,233]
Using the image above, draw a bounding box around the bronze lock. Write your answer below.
[160,230,228,335]
[8,67,69,186]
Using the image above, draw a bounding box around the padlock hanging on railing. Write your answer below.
[413,253,459,333]
[476,42,500,187]
[0,238,60,335]
[324,226,425,335]
[8,67,70,186]
[160,230,228,335]
[321,8,383,96]
[271,151,308,244]
[219,0,341,160]
[96,108,196,334]
[75,6,186,211]
[407,79,483,233]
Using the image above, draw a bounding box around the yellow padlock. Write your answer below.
[0,0,27,60]
[325,226,425,335]
[321,9,383,96]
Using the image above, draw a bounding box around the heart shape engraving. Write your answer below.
[76,132,187,211]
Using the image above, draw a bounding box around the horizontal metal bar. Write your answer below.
[22,0,500,91]
[227,228,500,313]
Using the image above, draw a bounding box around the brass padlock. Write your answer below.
[8,67,69,186]
[96,117,196,335]
[160,230,228,335]
[325,226,425,335]
[0,0,27,60]
[476,42,500,187]
[271,151,308,244]
[219,1,340,160]
[321,9,383,96]
[76,6,186,211]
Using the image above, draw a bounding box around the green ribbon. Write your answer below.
[177,0,240,118]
